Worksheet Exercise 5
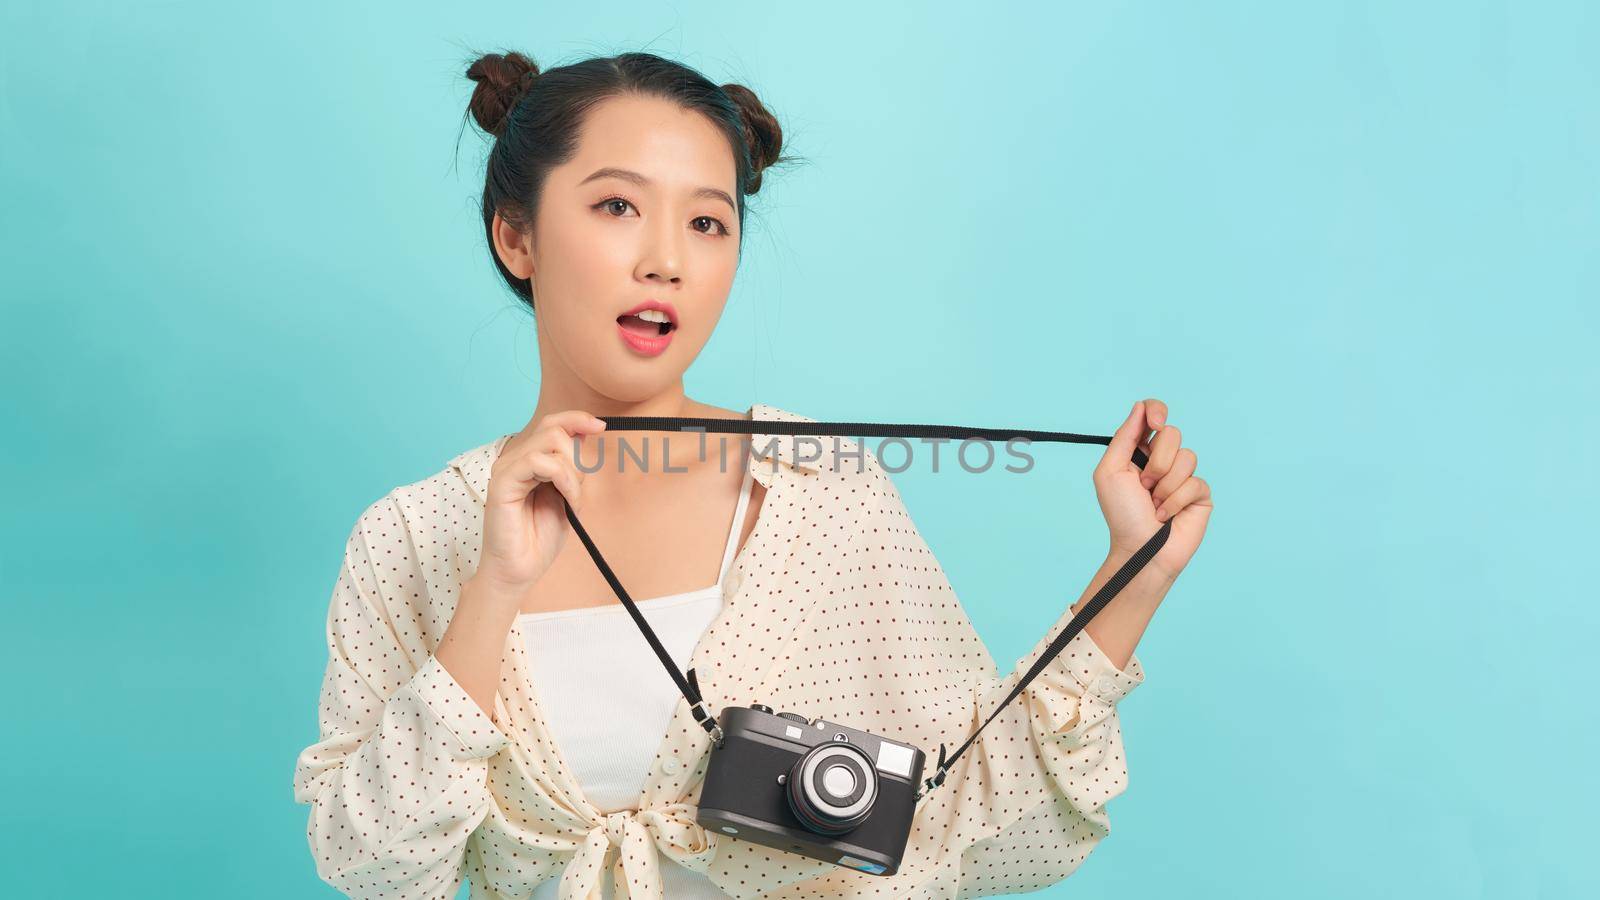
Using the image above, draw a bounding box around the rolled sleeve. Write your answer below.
[1022,630,1145,746]
[1072,630,1145,704]
[292,499,513,897]
[410,654,511,761]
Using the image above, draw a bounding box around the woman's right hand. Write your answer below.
[473,409,608,597]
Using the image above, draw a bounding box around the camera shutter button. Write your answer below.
[777,712,809,724]
[750,704,774,714]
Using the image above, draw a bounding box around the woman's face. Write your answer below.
[495,93,742,402]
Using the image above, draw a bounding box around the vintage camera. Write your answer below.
[696,703,926,876]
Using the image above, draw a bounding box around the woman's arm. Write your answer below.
[291,497,511,899]
[435,577,524,721]
[927,555,1164,896]
[832,462,1164,895]
[1074,546,1173,670]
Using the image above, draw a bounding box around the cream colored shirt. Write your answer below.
[291,402,1146,899]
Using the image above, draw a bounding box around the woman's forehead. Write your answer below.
[561,96,737,194]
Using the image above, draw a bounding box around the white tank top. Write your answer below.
[521,466,752,899]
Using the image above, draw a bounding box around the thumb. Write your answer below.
[1100,400,1147,472]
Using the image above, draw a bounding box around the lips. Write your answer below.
[616,313,674,337]
[616,299,678,335]
[616,300,678,357]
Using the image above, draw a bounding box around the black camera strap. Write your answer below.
[558,416,1171,803]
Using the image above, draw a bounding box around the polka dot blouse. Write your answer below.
[291,402,1146,898]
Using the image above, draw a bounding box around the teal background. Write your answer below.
[3,1,1594,897]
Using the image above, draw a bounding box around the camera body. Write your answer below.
[696,703,926,876]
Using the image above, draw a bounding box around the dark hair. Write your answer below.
[460,49,797,310]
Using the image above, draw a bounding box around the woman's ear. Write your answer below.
[491,211,534,279]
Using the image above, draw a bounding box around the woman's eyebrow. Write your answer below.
[578,166,735,213]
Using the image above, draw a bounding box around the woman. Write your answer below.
[291,49,1212,899]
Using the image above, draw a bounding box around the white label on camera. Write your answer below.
[838,854,887,874]
[876,741,915,778]
[785,725,803,739]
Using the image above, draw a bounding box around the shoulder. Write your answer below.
[343,431,512,579]
[328,436,510,650]
[751,401,908,529]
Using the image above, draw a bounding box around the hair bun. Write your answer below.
[466,51,541,137]
[720,82,784,194]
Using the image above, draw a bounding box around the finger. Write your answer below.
[522,453,584,508]
[1143,398,1168,430]
[507,410,606,464]
[524,408,607,437]
[1140,424,1182,490]
[1134,398,1165,462]
[1151,447,1196,506]
[1154,475,1209,522]
[1100,400,1148,472]
[494,447,583,508]
[511,409,607,453]
[529,417,605,467]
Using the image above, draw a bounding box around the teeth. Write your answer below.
[635,309,672,325]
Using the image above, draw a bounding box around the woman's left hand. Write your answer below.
[1093,398,1213,581]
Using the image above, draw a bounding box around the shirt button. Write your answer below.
[1092,676,1117,695]
[661,756,682,775]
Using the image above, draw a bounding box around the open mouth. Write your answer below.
[616,313,676,338]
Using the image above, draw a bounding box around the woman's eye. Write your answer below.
[597,197,635,217]
[693,216,731,237]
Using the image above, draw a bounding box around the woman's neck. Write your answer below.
[530,389,691,424]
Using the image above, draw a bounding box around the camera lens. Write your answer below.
[784,742,878,834]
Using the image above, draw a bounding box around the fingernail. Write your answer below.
[1154,506,1166,521]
